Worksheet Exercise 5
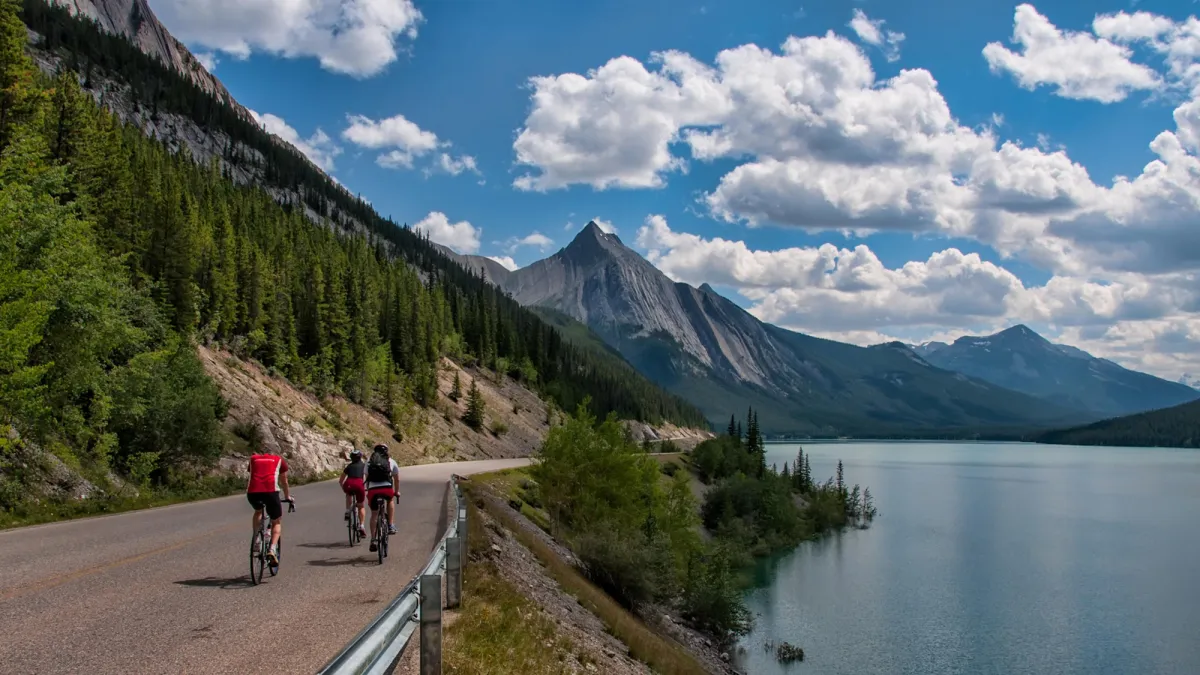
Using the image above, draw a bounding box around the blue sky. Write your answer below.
[152,0,1200,381]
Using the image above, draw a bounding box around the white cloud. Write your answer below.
[427,153,481,177]
[414,212,481,254]
[249,109,342,171]
[195,51,218,72]
[155,0,423,78]
[487,255,519,271]
[982,4,1161,103]
[592,218,618,234]
[343,114,476,176]
[499,231,555,255]
[847,9,905,62]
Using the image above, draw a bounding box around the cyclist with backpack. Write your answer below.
[340,449,368,539]
[365,444,400,553]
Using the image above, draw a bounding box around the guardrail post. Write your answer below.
[446,537,462,609]
[419,574,442,675]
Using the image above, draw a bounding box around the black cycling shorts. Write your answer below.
[247,491,283,520]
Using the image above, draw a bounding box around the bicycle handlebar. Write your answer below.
[286,497,296,513]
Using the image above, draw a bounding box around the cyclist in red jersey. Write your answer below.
[246,451,293,565]
[340,449,368,538]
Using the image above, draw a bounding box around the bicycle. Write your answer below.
[347,495,363,547]
[371,494,390,564]
[250,497,295,585]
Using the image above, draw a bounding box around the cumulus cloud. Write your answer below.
[847,9,905,62]
[342,114,476,175]
[155,0,422,78]
[512,10,1200,280]
[592,218,618,234]
[249,110,342,171]
[414,212,481,254]
[195,51,218,72]
[427,153,481,177]
[499,231,554,255]
[487,255,519,271]
[982,4,1161,102]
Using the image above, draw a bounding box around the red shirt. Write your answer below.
[247,454,288,493]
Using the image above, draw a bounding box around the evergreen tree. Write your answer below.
[463,378,485,430]
[449,371,461,402]
[727,414,736,438]
[836,459,845,506]
[803,456,812,492]
[0,0,39,151]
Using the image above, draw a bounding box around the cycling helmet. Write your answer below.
[373,443,390,455]
[350,449,363,460]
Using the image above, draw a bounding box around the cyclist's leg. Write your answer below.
[356,487,367,531]
[264,492,284,553]
[247,493,265,535]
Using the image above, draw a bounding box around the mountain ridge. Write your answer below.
[911,324,1199,417]
[495,223,1094,435]
[49,0,245,115]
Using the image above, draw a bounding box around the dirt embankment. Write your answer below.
[202,347,553,480]
[203,346,711,482]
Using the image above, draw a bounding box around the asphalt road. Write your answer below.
[0,459,530,674]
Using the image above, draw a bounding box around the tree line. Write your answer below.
[0,0,706,511]
[529,404,880,648]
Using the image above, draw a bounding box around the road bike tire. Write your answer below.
[348,510,356,546]
[251,531,265,585]
[377,522,386,565]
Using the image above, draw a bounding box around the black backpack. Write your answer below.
[367,451,391,483]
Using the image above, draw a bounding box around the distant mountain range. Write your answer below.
[450,222,1097,435]
[1179,374,1200,390]
[911,326,1198,417]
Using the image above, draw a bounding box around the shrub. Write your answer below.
[490,421,509,437]
[681,544,753,645]
[573,524,674,610]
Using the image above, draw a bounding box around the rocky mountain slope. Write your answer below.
[432,242,513,286]
[914,325,1199,417]
[49,0,243,113]
[494,223,1091,435]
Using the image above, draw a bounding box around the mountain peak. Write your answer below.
[997,324,1037,338]
[562,221,630,265]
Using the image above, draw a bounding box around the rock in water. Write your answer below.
[775,641,804,663]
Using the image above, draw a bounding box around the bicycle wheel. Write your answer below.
[251,531,265,585]
[348,509,356,546]
[377,521,386,565]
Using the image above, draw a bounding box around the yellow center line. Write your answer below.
[0,522,242,602]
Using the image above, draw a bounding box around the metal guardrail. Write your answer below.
[318,475,468,675]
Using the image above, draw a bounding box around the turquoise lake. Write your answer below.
[736,442,1200,675]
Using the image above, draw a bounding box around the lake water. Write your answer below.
[736,442,1200,675]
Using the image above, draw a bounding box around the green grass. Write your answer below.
[464,479,709,675]
[444,499,580,675]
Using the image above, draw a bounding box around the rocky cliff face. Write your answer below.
[50,0,245,115]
